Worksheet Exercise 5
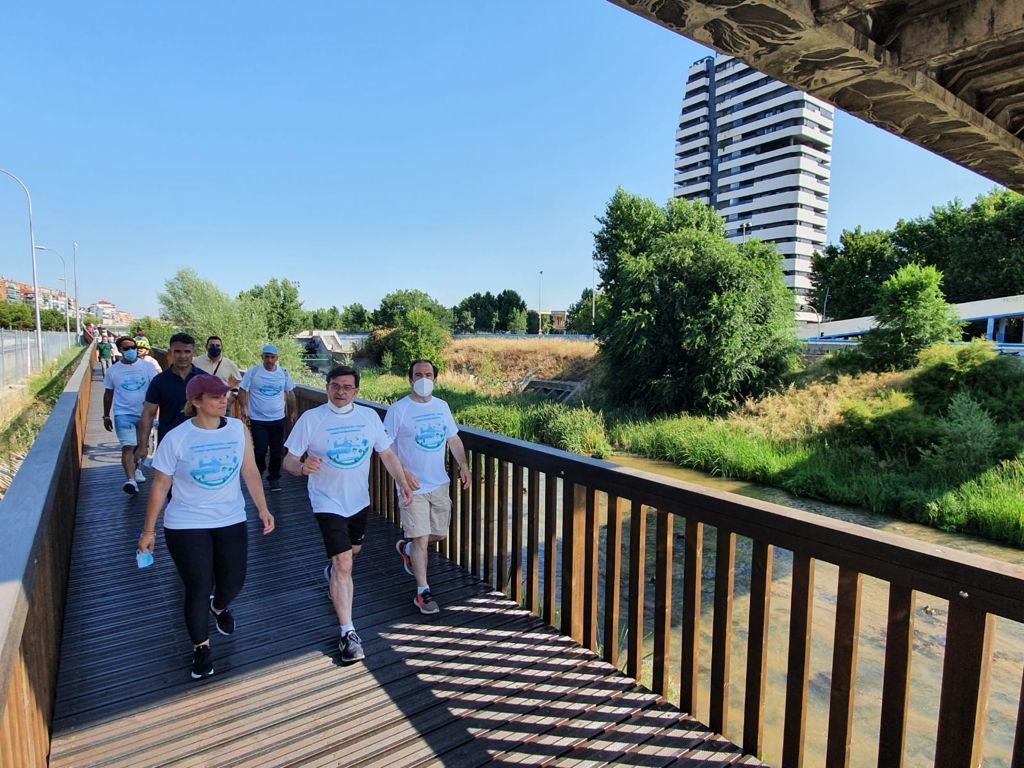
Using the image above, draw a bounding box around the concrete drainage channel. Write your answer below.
[520,378,582,402]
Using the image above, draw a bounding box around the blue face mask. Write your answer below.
[123,349,138,362]
[207,346,222,358]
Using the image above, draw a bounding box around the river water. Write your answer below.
[599,454,1024,767]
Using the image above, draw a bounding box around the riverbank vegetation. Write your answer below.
[0,346,86,499]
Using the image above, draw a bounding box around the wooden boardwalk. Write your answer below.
[47,377,761,767]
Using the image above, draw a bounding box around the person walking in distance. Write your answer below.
[103,336,159,495]
[137,375,274,680]
[239,345,296,493]
[96,333,115,376]
[385,360,470,614]
[282,365,416,663]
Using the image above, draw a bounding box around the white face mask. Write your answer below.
[412,378,434,398]
[327,401,355,415]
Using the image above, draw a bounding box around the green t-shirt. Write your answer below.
[97,342,114,360]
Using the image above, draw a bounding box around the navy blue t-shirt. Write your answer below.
[144,365,204,441]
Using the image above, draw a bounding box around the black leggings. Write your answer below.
[165,522,248,645]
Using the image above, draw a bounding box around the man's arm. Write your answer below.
[135,402,158,459]
[102,389,114,432]
[447,434,471,489]
[237,388,249,421]
[378,447,415,506]
[285,390,297,423]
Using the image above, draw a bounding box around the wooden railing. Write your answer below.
[296,384,1024,767]
[0,349,92,767]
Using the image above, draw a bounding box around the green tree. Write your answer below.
[373,289,451,329]
[160,268,302,370]
[526,310,540,335]
[393,308,450,373]
[40,308,66,331]
[565,288,609,334]
[455,292,497,332]
[595,191,799,414]
[859,264,963,371]
[810,227,906,320]
[339,303,370,332]
[134,316,174,347]
[507,307,528,334]
[304,305,343,330]
[495,289,527,330]
[0,302,34,329]
[453,310,475,334]
[239,278,304,338]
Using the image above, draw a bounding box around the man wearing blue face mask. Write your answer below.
[384,359,471,615]
[103,336,159,495]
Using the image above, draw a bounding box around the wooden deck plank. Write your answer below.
[48,382,762,767]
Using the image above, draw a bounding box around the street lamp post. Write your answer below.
[36,246,71,346]
[537,270,543,335]
[0,169,43,365]
[72,241,80,337]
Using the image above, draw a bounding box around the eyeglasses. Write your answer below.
[328,384,357,392]
[208,346,222,351]
[122,346,137,351]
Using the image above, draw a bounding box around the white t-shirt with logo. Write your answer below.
[383,395,459,495]
[152,417,247,529]
[103,360,159,417]
[284,403,393,517]
[240,365,295,421]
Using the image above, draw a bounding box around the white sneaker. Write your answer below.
[135,468,146,482]
[123,479,139,495]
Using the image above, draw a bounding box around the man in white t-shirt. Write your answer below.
[283,365,415,664]
[239,344,296,492]
[384,359,470,615]
[103,336,159,495]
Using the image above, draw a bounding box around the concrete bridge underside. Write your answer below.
[609,0,1024,192]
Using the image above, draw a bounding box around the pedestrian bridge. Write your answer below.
[2,350,1023,766]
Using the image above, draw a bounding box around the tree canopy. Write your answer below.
[858,264,963,370]
[595,189,799,414]
[453,289,527,332]
[239,278,304,338]
[373,289,451,329]
[812,189,1024,319]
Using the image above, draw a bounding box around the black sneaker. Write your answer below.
[190,645,214,679]
[209,597,235,636]
[269,478,282,493]
[339,630,365,662]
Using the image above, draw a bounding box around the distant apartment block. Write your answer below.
[0,276,132,326]
[673,55,833,322]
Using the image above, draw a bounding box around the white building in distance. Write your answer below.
[673,55,833,322]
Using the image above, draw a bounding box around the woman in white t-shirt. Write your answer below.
[137,374,275,680]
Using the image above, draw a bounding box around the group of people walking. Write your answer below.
[104,337,467,680]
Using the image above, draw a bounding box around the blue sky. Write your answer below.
[0,1,997,319]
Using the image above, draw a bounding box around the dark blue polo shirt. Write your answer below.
[145,365,204,441]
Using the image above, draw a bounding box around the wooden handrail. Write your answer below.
[0,348,92,767]
[296,382,1024,766]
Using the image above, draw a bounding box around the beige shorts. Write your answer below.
[400,486,452,539]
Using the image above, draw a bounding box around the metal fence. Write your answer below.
[0,330,79,389]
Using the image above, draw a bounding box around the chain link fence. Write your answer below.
[0,329,80,389]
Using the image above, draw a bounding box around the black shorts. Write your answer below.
[315,507,369,558]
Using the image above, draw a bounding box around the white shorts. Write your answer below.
[400,486,452,539]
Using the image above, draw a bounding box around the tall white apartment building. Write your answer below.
[674,55,833,322]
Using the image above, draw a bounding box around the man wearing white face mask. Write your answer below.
[384,359,471,615]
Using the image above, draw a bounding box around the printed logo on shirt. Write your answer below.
[188,440,241,488]
[412,413,447,451]
[324,425,372,468]
[120,375,150,392]
[258,383,284,397]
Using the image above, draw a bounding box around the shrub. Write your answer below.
[393,308,449,375]
[920,393,998,483]
[524,403,612,458]
[909,341,1024,421]
[833,391,941,465]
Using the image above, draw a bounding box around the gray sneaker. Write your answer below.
[414,590,440,615]
[339,630,365,662]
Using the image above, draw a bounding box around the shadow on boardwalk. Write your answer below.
[48,379,759,767]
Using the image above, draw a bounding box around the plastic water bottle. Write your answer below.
[136,549,154,569]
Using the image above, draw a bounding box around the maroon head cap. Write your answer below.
[185,374,231,401]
